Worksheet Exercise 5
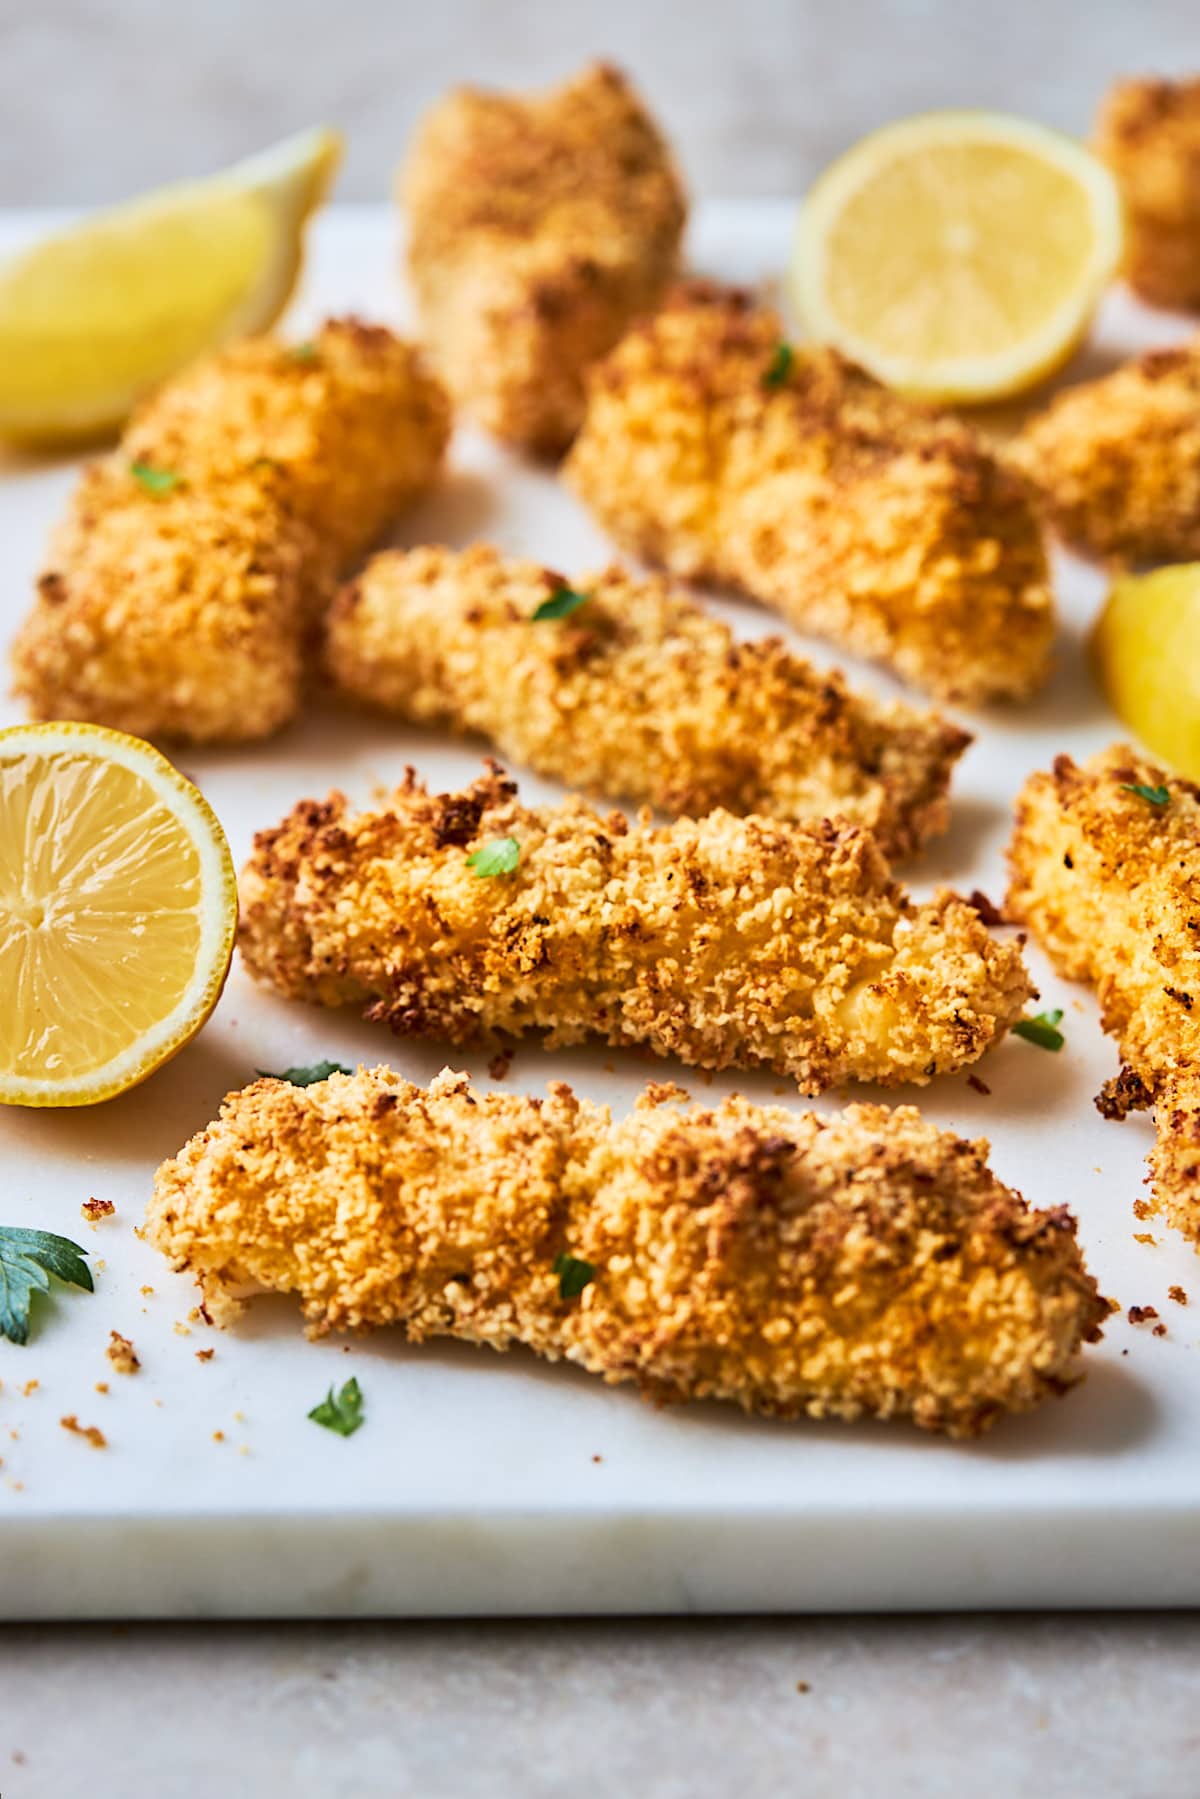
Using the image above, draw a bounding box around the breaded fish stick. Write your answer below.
[1096,77,1200,310]
[564,283,1055,703]
[401,61,686,452]
[1013,342,1200,565]
[326,545,970,860]
[239,764,1032,1089]
[11,319,449,743]
[147,1066,1107,1436]
[1008,746,1200,1244]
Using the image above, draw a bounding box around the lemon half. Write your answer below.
[791,111,1124,402]
[1093,565,1200,782]
[0,126,342,445]
[0,724,237,1106]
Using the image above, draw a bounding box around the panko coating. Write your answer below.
[147,1066,1107,1436]
[238,763,1033,1090]
[326,544,970,861]
[401,61,686,452]
[564,283,1055,703]
[11,318,450,743]
[1096,77,1200,310]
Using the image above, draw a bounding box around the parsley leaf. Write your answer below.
[288,340,318,362]
[763,342,794,388]
[467,836,520,878]
[553,1253,595,1299]
[258,1060,354,1088]
[1121,782,1170,808]
[130,459,182,496]
[308,1376,365,1438]
[532,587,591,622]
[0,1226,93,1346]
[1012,1008,1065,1052]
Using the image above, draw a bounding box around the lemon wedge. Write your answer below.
[0,724,237,1106]
[0,126,342,445]
[791,111,1124,402]
[1093,565,1200,781]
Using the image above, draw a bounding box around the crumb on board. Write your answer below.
[140,1285,155,1297]
[1134,1232,1158,1246]
[195,1348,215,1363]
[796,1681,812,1694]
[80,1197,115,1222]
[592,1453,603,1463]
[488,1045,514,1081]
[1128,1305,1160,1325]
[967,1074,991,1096]
[106,1330,140,1374]
[213,1430,225,1443]
[95,1382,109,1395]
[1169,1285,1189,1306]
[60,1415,107,1449]
[1133,1199,1154,1221]
[21,1380,38,1399]
[1154,1323,1168,1337]
[173,1321,192,1337]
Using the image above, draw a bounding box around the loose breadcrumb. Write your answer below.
[146,1066,1106,1437]
[1008,745,1200,1245]
[80,1198,115,1222]
[1169,1285,1189,1304]
[565,283,1054,702]
[327,545,969,861]
[11,319,449,743]
[238,763,1032,1091]
[60,1416,106,1449]
[402,61,686,451]
[106,1331,140,1375]
[1096,78,1200,309]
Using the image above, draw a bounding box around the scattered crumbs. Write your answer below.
[1133,1199,1154,1221]
[195,1348,215,1363]
[796,1681,811,1695]
[107,1330,140,1374]
[1134,1232,1158,1246]
[1128,1305,1160,1326]
[94,1383,109,1396]
[81,1197,115,1223]
[967,1074,991,1096]
[8,1429,17,1442]
[592,1454,603,1464]
[238,1445,251,1458]
[60,1415,106,1449]
[153,1398,164,1409]
[965,888,1004,927]
[21,1380,38,1399]
[488,1046,514,1081]
[140,1285,155,1298]
[173,1321,192,1337]
[1122,1348,1129,1356]
[233,1410,246,1424]
[188,1306,206,1325]
[213,1430,225,1443]
[1153,1323,1168,1338]
[1169,1285,1189,1306]
[13,1749,26,1764]
[95,1259,106,1274]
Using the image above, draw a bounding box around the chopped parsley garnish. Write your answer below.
[1012,1008,1065,1052]
[467,836,520,878]
[553,1253,595,1299]
[258,1060,353,1087]
[289,340,318,362]
[1121,782,1170,808]
[308,1376,365,1438]
[130,459,182,496]
[0,1227,93,1345]
[762,342,794,388]
[532,586,591,622]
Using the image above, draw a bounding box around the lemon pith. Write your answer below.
[1093,565,1200,782]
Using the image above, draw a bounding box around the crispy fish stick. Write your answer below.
[564,283,1055,703]
[147,1066,1106,1436]
[1008,746,1200,1244]
[1096,77,1200,310]
[401,61,686,453]
[1013,342,1200,564]
[11,319,449,743]
[239,764,1032,1089]
[326,545,970,860]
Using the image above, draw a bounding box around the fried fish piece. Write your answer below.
[1007,745,1200,1245]
[1096,77,1200,310]
[326,544,970,861]
[401,60,686,452]
[239,763,1032,1090]
[11,319,450,743]
[147,1066,1106,1436]
[1012,342,1200,565]
[564,283,1055,703]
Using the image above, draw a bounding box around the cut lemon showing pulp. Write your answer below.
[791,111,1124,402]
[0,125,342,445]
[1093,565,1200,781]
[0,724,236,1106]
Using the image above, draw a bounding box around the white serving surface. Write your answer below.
[1,204,1198,1618]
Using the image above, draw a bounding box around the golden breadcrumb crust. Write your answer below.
[326,544,970,861]
[1007,745,1200,1244]
[401,61,686,453]
[147,1066,1106,1436]
[1096,78,1200,309]
[564,283,1054,703]
[1012,341,1200,564]
[11,318,450,743]
[239,763,1032,1090]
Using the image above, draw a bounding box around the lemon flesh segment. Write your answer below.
[792,112,1124,402]
[1093,565,1200,782]
[0,724,236,1106]
[0,125,342,444]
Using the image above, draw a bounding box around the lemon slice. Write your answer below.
[1093,565,1200,781]
[791,111,1124,402]
[0,724,237,1106]
[0,126,342,445]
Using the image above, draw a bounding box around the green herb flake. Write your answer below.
[0,1226,93,1346]
[762,342,794,389]
[130,459,182,496]
[308,1376,365,1438]
[466,836,521,878]
[288,340,318,362]
[1012,1008,1065,1053]
[1121,782,1170,808]
[532,586,591,622]
[553,1253,595,1300]
[258,1060,354,1088]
